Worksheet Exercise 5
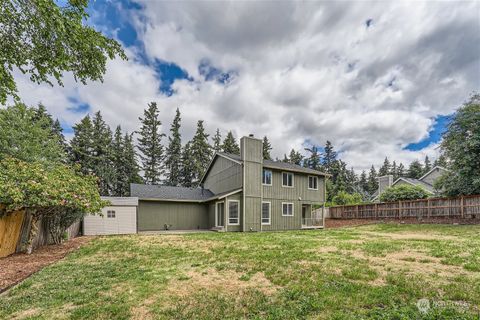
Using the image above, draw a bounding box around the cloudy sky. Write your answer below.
[12,0,480,171]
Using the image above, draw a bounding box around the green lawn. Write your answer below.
[1,224,480,319]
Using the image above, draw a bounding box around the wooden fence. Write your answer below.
[0,209,25,258]
[329,194,480,220]
[1,208,82,258]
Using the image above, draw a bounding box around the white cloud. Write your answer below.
[9,1,480,171]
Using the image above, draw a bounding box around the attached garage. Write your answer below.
[83,197,138,235]
[137,200,209,231]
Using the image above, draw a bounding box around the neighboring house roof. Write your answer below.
[392,177,435,193]
[130,184,214,201]
[418,166,449,181]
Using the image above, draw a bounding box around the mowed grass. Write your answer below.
[1,224,480,319]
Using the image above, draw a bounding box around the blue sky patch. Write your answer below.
[155,61,192,95]
[198,59,236,84]
[366,19,373,28]
[404,114,451,151]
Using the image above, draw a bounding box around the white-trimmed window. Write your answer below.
[107,210,116,218]
[228,200,240,225]
[308,176,318,190]
[262,169,272,185]
[261,202,271,225]
[282,202,294,216]
[282,172,294,187]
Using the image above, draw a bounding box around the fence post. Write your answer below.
[356,205,359,219]
[375,203,378,219]
[398,201,402,219]
[427,199,431,218]
[461,196,464,218]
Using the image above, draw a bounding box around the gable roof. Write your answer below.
[130,183,214,201]
[200,152,329,184]
[418,166,449,181]
[392,177,435,193]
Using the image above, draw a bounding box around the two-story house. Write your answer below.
[129,135,328,232]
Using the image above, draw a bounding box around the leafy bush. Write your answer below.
[0,157,108,251]
[379,184,429,202]
[328,191,363,206]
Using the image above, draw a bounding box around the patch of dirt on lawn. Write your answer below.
[0,236,92,293]
[9,307,41,320]
[360,231,458,241]
[347,250,477,286]
[136,235,222,253]
[166,268,279,298]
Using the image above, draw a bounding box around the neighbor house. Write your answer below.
[126,135,328,232]
[372,166,448,201]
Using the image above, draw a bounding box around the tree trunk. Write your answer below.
[26,210,39,254]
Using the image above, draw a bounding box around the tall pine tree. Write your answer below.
[137,102,165,184]
[70,115,94,175]
[424,155,432,174]
[112,126,128,196]
[91,111,114,195]
[305,146,322,170]
[212,128,222,152]
[288,149,303,165]
[165,108,182,186]
[322,141,337,174]
[396,163,405,179]
[367,165,378,195]
[222,131,240,154]
[407,160,424,179]
[262,136,272,160]
[190,120,212,185]
[180,141,196,187]
[122,131,142,193]
[378,157,391,176]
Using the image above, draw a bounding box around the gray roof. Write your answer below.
[130,184,214,201]
[217,152,329,176]
[393,178,434,193]
[101,197,138,206]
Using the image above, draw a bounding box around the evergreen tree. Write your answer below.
[112,126,127,196]
[165,108,182,186]
[212,128,222,152]
[367,165,378,195]
[322,141,337,173]
[282,154,289,162]
[180,141,196,187]
[433,154,448,167]
[33,104,68,155]
[137,102,165,184]
[424,155,432,174]
[407,160,424,179]
[190,120,212,184]
[359,170,368,193]
[305,146,322,170]
[222,131,240,154]
[70,115,94,175]
[262,136,272,160]
[288,149,303,165]
[391,161,397,179]
[397,163,405,179]
[346,167,358,194]
[378,157,391,176]
[122,132,142,192]
[91,111,114,195]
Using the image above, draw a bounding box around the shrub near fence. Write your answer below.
[329,194,480,220]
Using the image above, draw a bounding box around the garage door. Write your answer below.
[83,206,137,235]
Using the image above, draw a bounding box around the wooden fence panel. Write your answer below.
[0,210,25,258]
[330,195,480,220]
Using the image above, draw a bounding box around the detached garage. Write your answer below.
[83,197,138,235]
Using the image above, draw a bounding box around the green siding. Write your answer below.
[138,201,208,231]
[261,199,302,231]
[263,170,325,203]
[203,156,242,194]
[225,193,242,232]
